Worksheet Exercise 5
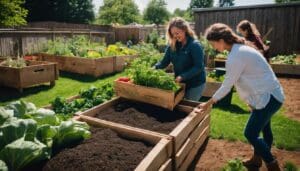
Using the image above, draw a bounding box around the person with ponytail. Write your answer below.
[237,20,270,62]
[154,17,206,101]
[194,23,284,171]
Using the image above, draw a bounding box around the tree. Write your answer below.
[97,0,141,25]
[0,0,28,27]
[25,0,95,24]
[172,8,192,22]
[275,0,300,3]
[189,0,214,9]
[218,0,235,7]
[143,0,170,25]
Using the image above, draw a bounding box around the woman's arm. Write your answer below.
[154,47,171,69]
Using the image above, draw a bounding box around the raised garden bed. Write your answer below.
[271,64,300,76]
[36,53,138,77]
[0,60,58,92]
[77,97,210,170]
[24,125,172,171]
[114,80,185,110]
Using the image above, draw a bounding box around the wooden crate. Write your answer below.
[202,81,222,97]
[0,60,58,92]
[37,53,138,77]
[271,64,300,75]
[115,54,139,72]
[37,53,115,77]
[114,80,185,110]
[78,97,210,170]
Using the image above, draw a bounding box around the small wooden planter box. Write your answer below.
[77,97,210,171]
[37,53,115,77]
[114,80,185,110]
[271,64,300,75]
[115,54,139,72]
[0,60,58,92]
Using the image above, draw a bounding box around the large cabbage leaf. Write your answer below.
[0,118,37,149]
[25,108,60,126]
[0,160,8,171]
[53,120,90,150]
[0,137,50,171]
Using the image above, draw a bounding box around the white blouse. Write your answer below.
[212,44,285,110]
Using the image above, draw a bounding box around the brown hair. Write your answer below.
[205,23,245,45]
[166,17,197,51]
[237,20,261,38]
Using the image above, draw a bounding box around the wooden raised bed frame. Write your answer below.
[76,97,210,171]
[0,60,58,92]
[114,80,185,110]
[271,64,300,75]
[36,53,138,77]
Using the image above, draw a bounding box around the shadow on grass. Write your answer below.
[199,96,248,115]
[59,71,120,82]
[0,84,52,104]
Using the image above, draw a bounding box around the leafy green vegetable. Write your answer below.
[0,137,50,171]
[0,57,26,68]
[25,108,60,126]
[207,70,225,82]
[0,118,37,149]
[221,158,246,171]
[43,36,137,58]
[0,160,8,171]
[4,101,27,118]
[52,83,114,117]
[271,54,298,65]
[53,120,91,150]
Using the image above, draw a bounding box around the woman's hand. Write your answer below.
[194,98,215,114]
[175,76,183,83]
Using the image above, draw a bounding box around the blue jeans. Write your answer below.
[244,95,282,163]
[184,83,206,101]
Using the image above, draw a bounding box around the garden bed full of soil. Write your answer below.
[95,101,188,134]
[25,127,153,171]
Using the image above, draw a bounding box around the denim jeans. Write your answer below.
[184,83,206,101]
[244,95,282,163]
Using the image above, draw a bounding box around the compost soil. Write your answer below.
[95,101,188,134]
[24,127,153,171]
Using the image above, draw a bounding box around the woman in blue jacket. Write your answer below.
[155,17,206,101]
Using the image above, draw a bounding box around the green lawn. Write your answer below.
[1,72,299,150]
[0,72,124,107]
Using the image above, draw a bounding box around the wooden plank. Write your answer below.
[169,108,210,152]
[178,126,210,171]
[114,80,185,110]
[79,115,169,145]
[174,104,194,113]
[202,81,222,97]
[175,115,210,168]
[135,138,172,171]
[76,97,121,116]
[158,159,172,171]
[271,64,300,75]
[178,100,201,107]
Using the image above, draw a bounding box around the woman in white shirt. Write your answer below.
[195,23,284,171]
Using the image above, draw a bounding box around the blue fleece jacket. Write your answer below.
[155,36,206,88]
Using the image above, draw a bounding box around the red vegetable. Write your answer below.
[117,77,130,82]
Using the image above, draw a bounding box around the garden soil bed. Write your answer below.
[26,127,153,171]
[278,78,300,121]
[95,101,188,134]
[193,139,300,171]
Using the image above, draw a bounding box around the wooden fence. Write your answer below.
[0,29,115,57]
[193,2,300,56]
